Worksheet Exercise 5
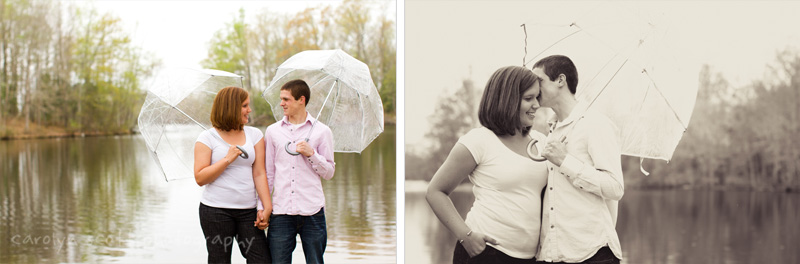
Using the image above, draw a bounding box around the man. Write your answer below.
[258,79,336,264]
[533,55,624,264]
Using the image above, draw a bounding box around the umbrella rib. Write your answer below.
[326,79,341,127]
[169,105,235,150]
[642,70,689,129]
[305,79,339,141]
[525,28,583,67]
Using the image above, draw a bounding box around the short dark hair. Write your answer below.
[533,55,578,94]
[478,66,537,136]
[210,86,248,131]
[281,79,311,106]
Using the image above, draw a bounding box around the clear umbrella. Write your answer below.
[522,3,698,173]
[262,49,384,155]
[138,68,248,181]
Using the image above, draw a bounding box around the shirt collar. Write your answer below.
[280,111,315,127]
[552,100,589,129]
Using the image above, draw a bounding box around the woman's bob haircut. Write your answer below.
[210,86,249,131]
[478,66,538,136]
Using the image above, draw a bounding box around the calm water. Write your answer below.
[405,180,800,264]
[0,125,395,264]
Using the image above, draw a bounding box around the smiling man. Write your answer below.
[259,79,336,264]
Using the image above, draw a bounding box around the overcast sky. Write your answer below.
[67,0,396,71]
[405,0,800,146]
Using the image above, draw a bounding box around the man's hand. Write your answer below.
[542,137,568,166]
[296,141,314,157]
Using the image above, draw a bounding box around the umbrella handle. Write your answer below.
[284,139,310,156]
[236,145,249,159]
[527,139,547,162]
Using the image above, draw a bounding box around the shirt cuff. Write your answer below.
[560,154,583,180]
[306,151,323,166]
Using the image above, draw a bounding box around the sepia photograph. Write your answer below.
[405,1,800,264]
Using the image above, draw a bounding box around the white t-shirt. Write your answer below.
[196,126,263,209]
[458,127,549,259]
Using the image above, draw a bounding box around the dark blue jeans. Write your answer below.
[199,203,271,264]
[267,209,327,264]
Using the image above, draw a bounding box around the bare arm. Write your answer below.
[252,138,272,229]
[194,142,241,186]
[426,143,497,257]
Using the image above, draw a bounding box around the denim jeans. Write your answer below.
[267,209,327,264]
[199,203,271,264]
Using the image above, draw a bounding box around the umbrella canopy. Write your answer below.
[262,49,384,153]
[523,4,697,162]
[138,68,244,181]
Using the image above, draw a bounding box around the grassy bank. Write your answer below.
[0,118,135,140]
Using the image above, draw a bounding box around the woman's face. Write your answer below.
[519,80,541,128]
[241,95,252,124]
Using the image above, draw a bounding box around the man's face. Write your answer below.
[279,90,304,117]
[532,67,559,107]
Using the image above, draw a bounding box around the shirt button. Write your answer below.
[549,187,553,191]
[550,207,553,210]
[550,225,554,229]
[550,167,553,171]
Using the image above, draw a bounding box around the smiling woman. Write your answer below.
[193,86,273,263]
[426,66,548,264]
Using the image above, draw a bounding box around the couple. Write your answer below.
[193,80,335,264]
[427,55,625,264]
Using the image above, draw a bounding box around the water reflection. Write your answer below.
[0,125,395,263]
[405,181,800,264]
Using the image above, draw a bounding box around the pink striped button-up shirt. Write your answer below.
[259,112,335,215]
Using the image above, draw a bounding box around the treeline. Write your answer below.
[406,49,800,191]
[0,0,396,137]
[200,0,396,124]
[626,49,800,191]
[0,0,159,136]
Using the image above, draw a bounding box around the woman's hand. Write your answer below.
[225,145,242,164]
[461,231,499,257]
[254,210,270,230]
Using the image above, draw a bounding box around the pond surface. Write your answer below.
[0,125,395,263]
[405,180,800,264]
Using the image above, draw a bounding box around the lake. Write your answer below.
[0,125,395,264]
[405,180,800,264]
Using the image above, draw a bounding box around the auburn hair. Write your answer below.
[210,86,248,131]
[478,66,537,136]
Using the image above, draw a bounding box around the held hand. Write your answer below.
[461,231,499,258]
[254,210,270,230]
[295,141,314,157]
[542,138,568,166]
[225,145,242,164]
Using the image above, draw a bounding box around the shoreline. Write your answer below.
[1,115,397,141]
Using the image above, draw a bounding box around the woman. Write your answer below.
[194,86,272,263]
[427,66,548,264]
